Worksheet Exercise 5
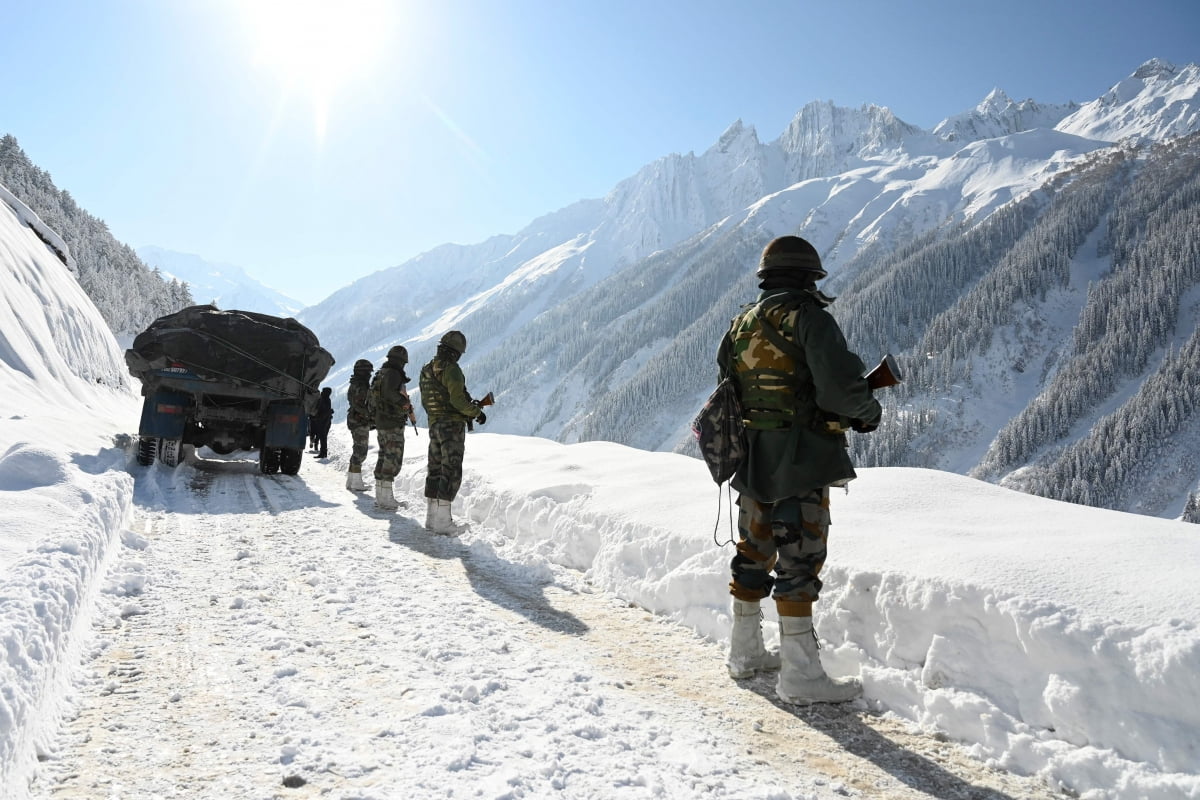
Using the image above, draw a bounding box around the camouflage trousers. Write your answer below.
[348,424,370,470]
[373,427,406,481]
[424,420,466,501]
[729,488,830,617]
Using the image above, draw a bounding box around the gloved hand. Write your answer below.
[476,411,487,426]
[851,417,878,433]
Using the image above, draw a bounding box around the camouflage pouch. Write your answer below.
[691,377,747,484]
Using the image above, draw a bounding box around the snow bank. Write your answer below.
[0,187,140,794]
[0,445,133,791]
[387,432,1200,800]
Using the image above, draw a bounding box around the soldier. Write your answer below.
[419,330,486,534]
[372,345,416,511]
[312,387,333,459]
[344,358,374,491]
[717,235,881,705]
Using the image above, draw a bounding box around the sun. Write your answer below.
[237,0,393,138]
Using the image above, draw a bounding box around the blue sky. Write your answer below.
[2,0,1197,305]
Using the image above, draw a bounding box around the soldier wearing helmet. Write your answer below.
[371,345,416,510]
[419,330,486,534]
[717,234,881,705]
[344,358,375,492]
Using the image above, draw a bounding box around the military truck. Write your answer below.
[126,305,335,475]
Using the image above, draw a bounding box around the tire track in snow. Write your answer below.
[28,452,1063,799]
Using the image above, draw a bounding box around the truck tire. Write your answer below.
[159,438,184,468]
[136,437,157,466]
[259,447,281,475]
[280,448,303,475]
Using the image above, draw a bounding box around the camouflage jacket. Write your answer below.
[717,287,881,499]
[373,361,413,431]
[346,374,371,429]
[419,357,480,424]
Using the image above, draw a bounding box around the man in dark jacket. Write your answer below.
[718,235,881,705]
[312,387,333,459]
[344,359,374,492]
[372,346,415,510]
[419,330,485,533]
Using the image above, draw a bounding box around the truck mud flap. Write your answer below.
[139,390,191,439]
[265,402,308,450]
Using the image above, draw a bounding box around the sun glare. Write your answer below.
[239,0,393,139]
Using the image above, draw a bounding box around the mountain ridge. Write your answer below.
[273,60,1200,520]
[135,246,304,319]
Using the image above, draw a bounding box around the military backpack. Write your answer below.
[690,378,747,485]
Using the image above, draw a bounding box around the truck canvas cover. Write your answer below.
[125,305,334,409]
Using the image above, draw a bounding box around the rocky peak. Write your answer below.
[1133,58,1177,80]
[710,119,761,155]
[935,88,1076,143]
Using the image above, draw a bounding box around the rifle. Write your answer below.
[865,354,903,390]
[466,392,495,432]
[400,387,419,436]
[821,355,904,434]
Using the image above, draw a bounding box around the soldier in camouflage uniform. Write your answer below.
[344,359,374,492]
[717,235,881,705]
[372,346,416,511]
[419,330,485,534]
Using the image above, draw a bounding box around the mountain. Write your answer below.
[136,246,304,319]
[932,88,1078,142]
[299,60,1200,522]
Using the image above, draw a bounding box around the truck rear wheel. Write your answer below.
[136,437,157,466]
[280,448,303,475]
[259,447,281,475]
[159,438,184,468]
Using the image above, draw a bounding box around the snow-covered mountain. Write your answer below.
[300,60,1200,522]
[932,88,1079,142]
[136,246,304,318]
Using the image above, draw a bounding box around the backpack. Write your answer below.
[366,372,381,428]
[690,377,747,484]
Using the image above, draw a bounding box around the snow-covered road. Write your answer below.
[27,450,1059,800]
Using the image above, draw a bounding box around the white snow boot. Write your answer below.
[727,598,781,678]
[374,479,399,511]
[346,468,367,492]
[776,616,861,705]
[430,499,465,536]
[424,498,437,530]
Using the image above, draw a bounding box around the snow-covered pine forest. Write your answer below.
[0,134,192,337]
[839,134,1200,519]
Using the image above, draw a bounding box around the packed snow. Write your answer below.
[3,188,1200,799]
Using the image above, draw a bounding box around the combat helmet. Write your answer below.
[353,358,374,374]
[387,345,408,364]
[439,330,467,354]
[756,235,827,281]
